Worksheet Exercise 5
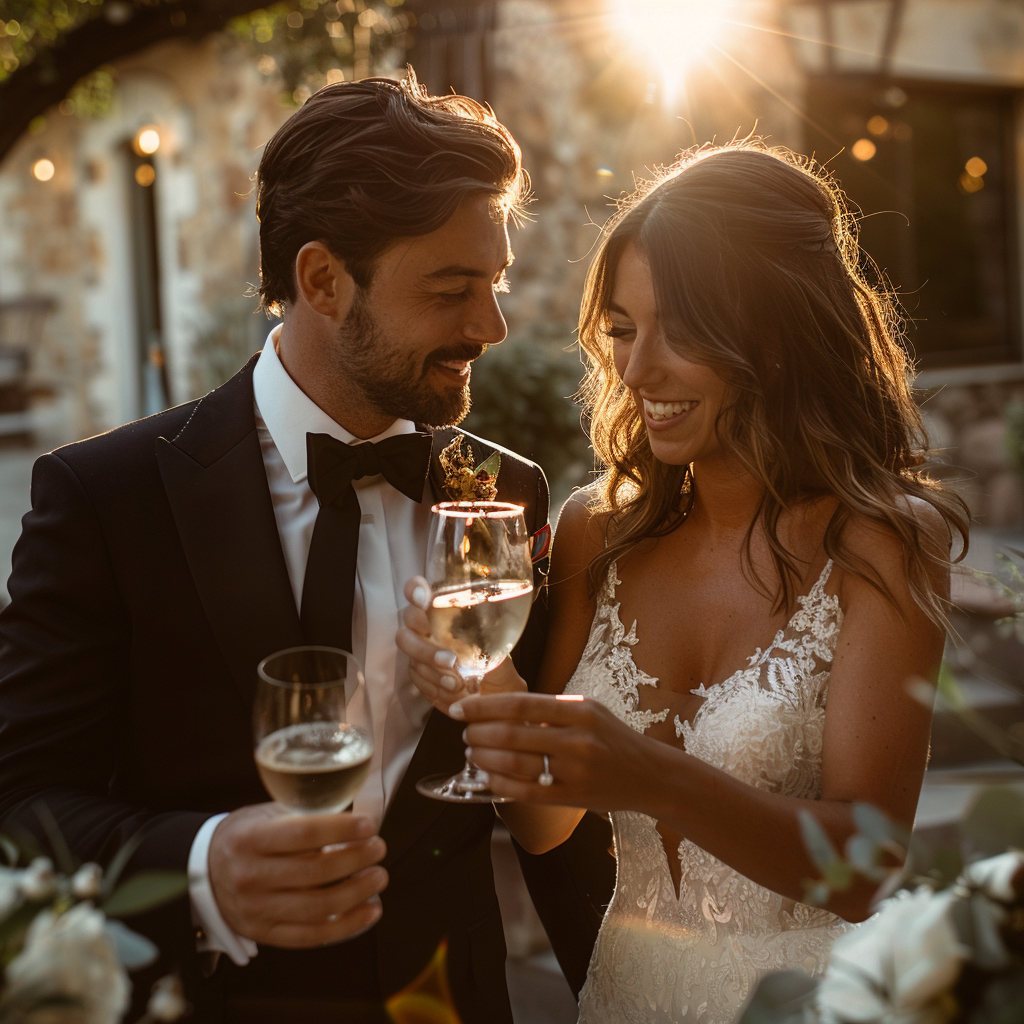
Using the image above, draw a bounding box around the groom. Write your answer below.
[0,74,609,1022]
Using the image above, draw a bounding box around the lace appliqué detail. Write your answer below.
[572,561,851,1024]
[564,565,668,734]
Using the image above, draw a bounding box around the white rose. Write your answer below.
[0,865,24,919]
[18,857,57,902]
[70,863,103,901]
[961,851,1024,904]
[818,887,967,1024]
[1,903,130,1024]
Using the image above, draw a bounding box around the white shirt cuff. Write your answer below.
[188,813,259,966]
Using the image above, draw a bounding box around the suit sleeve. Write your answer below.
[0,453,208,971]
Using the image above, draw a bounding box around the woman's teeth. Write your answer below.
[643,399,696,421]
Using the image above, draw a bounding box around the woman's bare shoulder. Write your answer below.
[555,484,610,557]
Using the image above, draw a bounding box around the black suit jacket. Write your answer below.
[0,355,611,1022]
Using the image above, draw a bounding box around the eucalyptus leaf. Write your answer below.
[851,803,892,844]
[104,919,159,969]
[798,810,838,872]
[0,835,18,868]
[823,860,854,891]
[737,970,818,1023]
[961,788,1024,857]
[473,451,500,479]
[845,835,882,877]
[101,871,188,919]
[31,801,77,875]
[99,828,147,900]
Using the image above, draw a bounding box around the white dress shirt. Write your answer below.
[188,328,435,964]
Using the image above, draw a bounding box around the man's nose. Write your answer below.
[464,291,508,347]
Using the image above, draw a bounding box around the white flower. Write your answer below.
[1,903,130,1024]
[0,865,24,919]
[19,857,57,902]
[146,975,187,1022]
[817,887,968,1024]
[961,851,1024,904]
[70,863,103,901]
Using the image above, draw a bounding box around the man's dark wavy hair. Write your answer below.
[255,68,529,316]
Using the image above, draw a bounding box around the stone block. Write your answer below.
[986,471,1024,529]
[958,417,1010,473]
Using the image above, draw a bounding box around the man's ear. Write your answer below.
[294,241,356,319]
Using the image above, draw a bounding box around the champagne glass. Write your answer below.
[416,501,534,804]
[254,646,373,814]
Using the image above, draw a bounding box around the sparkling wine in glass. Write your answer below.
[254,646,373,814]
[416,501,534,804]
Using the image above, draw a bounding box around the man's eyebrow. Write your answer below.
[422,254,515,281]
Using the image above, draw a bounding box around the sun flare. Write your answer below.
[608,0,731,104]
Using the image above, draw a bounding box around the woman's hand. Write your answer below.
[396,576,528,717]
[450,692,652,813]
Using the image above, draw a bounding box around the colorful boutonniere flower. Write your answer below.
[439,436,500,501]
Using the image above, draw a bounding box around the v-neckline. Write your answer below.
[604,558,836,726]
[601,559,837,904]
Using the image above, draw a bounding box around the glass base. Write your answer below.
[416,772,512,804]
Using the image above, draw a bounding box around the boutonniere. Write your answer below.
[439,436,500,501]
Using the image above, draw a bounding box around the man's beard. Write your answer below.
[336,292,481,428]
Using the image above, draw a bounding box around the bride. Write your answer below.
[397,144,968,1023]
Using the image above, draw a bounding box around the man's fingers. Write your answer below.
[260,864,389,924]
[248,811,378,855]
[401,603,431,638]
[262,894,384,949]
[404,575,431,609]
[252,835,387,890]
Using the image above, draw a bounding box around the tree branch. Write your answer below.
[0,0,272,167]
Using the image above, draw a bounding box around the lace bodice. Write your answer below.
[567,561,852,1024]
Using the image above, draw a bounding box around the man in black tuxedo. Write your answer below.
[0,74,611,1022]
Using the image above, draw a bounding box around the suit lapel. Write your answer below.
[156,355,303,707]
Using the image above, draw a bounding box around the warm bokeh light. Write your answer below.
[959,171,984,194]
[609,0,731,106]
[965,156,988,178]
[135,164,156,187]
[32,158,54,181]
[867,115,889,136]
[851,138,877,162]
[596,167,615,177]
[135,127,160,155]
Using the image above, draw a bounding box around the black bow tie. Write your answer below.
[300,430,433,652]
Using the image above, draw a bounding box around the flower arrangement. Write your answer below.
[0,817,188,1024]
[741,550,1024,1024]
[439,436,500,501]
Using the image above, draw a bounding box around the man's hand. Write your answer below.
[208,803,388,948]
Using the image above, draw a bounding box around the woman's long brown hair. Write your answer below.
[579,143,969,627]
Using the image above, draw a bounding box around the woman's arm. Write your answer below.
[458,507,950,920]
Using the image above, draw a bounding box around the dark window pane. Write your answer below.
[805,77,1019,368]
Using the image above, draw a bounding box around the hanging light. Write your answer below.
[32,158,55,181]
[133,126,160,156]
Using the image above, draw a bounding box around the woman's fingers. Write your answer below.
[450,691,590,725]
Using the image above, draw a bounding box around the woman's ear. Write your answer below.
[294,241,356,319]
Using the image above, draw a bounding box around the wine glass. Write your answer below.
[254,646,373,814]
[416,501,534,804]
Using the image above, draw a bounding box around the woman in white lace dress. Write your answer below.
[398,144,968,1023]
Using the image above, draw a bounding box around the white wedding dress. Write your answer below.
[566,560,853,1024]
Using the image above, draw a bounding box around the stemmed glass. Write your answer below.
[416,501,534,804]
[254,646,373,814]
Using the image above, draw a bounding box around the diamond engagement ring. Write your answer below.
[538,754,554,787]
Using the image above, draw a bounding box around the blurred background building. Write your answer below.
[1,3,1023,1020]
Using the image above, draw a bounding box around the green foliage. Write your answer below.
[0,0,104,81]
[100,871,188,919]
[461,330,592,495]
[227,0,412,106]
